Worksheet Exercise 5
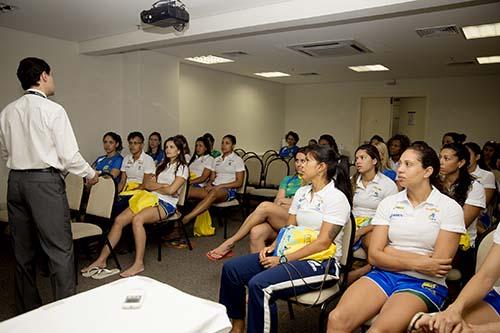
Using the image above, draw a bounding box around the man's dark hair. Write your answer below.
[17,57,51,90]
[127,131,145,143]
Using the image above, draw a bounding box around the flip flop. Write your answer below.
[81,266,103,278]
[206,249,235,261]
[92,268,120,280]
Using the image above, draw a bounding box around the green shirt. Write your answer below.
[211,150,222,158]
[279,175,302,198]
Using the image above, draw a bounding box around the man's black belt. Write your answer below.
[12,167,60,173]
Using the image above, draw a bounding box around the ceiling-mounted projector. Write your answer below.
[140,0,189,32]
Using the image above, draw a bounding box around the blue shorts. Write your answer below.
[226,188,237,201]
[484,290,500,316]
[364,268,448,312]
[158,200,176,217]
[192,183,203,188]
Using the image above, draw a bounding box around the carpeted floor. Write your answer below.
[0,213,333,332]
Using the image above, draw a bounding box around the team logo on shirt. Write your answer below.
[426,207,440,222]
[394,203,405,210]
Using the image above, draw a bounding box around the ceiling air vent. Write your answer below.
[288,40,372,58]
[298,72,319,76]
[221,51,248,58]
[0,3,18,13]
[415,25,460,38]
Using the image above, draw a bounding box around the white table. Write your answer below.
[0,276,231,333]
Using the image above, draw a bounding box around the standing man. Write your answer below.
[0,57,99,314]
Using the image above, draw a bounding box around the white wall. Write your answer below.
[0,27,180,202]
[179,64,286,153]
[285,75,500,158]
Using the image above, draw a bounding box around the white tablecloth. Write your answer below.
[0,276,231,333]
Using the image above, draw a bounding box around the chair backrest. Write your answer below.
[340,214,355,267]
[234,148,245,157]
[237,169,248,195]
[243,151,258,160]
[65,173,84,211]
[264,158,289,188]
[177,179,189,207]
[476,226,500,289]
[287,157,295,176]
[262,150,277,164]
[86,176,116,219]
[264,151,279,168]
[244,156,263,187]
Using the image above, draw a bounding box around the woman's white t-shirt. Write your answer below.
[213,152,245,186]
[189,155,215,187]
[462,180,486,246]
[372,187,466,285]
[352,172,398,219]
[121,151,156,184]
[153,162,189,207]
[471,166,496,190]
[493,225,500,294]
[289,181,351,261]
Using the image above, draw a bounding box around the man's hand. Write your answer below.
[87,173,99,186]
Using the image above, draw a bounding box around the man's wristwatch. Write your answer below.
[279,255,288,264]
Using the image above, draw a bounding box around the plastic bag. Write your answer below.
[128,190,159,214]
[193,210,215,237]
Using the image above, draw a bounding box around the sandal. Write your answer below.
[206,249,235,261]
[92,268,121,280]
[166,239,193,249]
[81,266,103,278]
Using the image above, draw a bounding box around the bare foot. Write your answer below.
[120,264,145,278]
[208,242,235,259]
[81,259,106,273]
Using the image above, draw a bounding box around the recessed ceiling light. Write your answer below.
[184,55,234,65]
[462,22,500,39]
[476,56,500,64]
[348,64,389,72]
[254,72,291,78]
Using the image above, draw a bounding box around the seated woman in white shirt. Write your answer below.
[177,134,191,162]
[181,134,245,225]
[411,224,500,333]
[117,132,156,193]
[219,144,352,333]
[373,141,397,181]
[188,136,215,189]
[349,144,398,282]
[113,132,156,216]
[440,143,486,284]
[206,148,306,260]
[328,144,466,332]
[82,136,188,277]
[465,142,496,207]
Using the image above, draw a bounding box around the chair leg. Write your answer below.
[287,301,295,320]
[178,220,193,251]
[156,225,162,262]
[74,241,79,286]
[105,237,121,270]
[223,211,228,239]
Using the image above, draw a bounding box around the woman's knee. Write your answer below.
[131,215,144,228]
[249,224,269,242]
[328,308,356,331]
[256,201,274,214]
